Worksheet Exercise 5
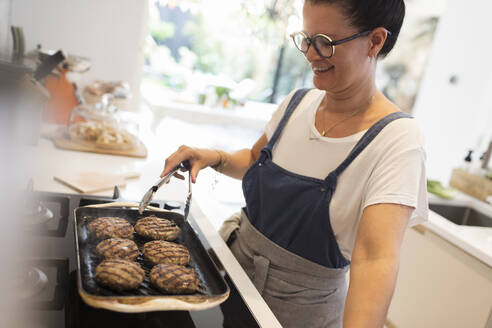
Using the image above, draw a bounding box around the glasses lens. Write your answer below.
[313,35,333,58]
[293,33,309,53]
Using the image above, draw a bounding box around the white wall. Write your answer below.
[412,0,492,183]
[9,0,148,110]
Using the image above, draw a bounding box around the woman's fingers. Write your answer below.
[190,164,201,184]
[160,146,219,184]
[160,147,226,184]
[161,146,191,177]
[161,146,205,184]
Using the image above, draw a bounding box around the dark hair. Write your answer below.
[307,0,405,57]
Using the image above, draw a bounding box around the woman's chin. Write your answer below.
[312,77,333,91]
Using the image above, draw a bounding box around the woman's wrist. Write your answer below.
[210,150,228,172]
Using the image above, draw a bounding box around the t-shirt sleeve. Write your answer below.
[362,120,429,227]
[264,90,297,140]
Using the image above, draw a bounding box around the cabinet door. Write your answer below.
[387,227,492,328]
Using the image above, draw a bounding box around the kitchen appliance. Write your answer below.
[26,48,91,125]
[23,187,261,328]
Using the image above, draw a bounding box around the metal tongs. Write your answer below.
[138,161,192,220]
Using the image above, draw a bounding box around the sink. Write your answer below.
[429,204,492,228]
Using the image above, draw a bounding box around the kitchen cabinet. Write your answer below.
[387,226,492,328]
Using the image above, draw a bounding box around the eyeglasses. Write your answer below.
[290,30,390,58]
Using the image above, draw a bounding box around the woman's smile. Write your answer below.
[311,60,334,76]
[312,64,334,75]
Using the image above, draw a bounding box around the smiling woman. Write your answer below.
[158,1,429,327]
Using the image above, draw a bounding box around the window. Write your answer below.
[144,0,445,113]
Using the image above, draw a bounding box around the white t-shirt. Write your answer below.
[264,89,428,260]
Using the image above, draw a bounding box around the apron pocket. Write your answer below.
[264,275,339,306]
[262,293,343,328]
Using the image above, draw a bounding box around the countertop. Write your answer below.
[30,124,282,328]
[426,192,492,267]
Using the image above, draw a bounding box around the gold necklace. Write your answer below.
[319,97,373,136]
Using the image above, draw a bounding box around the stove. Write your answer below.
[23,187,261,328]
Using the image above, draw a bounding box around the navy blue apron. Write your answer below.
[242,88,412,268]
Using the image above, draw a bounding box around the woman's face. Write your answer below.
[302,2,372,93]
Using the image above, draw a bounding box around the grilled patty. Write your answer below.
[96,238,139,261]
[94,259,144,291]
[88,217,134,240]
[149,263,199,294]
[142,240,190,266]
[134,215,180,241]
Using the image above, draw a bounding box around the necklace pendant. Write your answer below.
[321,130,326,137]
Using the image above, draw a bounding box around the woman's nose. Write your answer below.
[304,43,322,62]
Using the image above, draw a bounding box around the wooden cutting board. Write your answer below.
[54,171,140,193]
[450,168,492,201]
[53,127,148,158]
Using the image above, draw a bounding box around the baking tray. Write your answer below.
[74,202,229,312]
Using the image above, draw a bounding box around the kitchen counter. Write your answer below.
[426,192,492,267]
[30,120,491,326]
[30,124,282,328]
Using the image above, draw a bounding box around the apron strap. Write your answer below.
[326,111,413,182]
[261,88,312,160]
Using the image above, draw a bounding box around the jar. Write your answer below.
[67,94,139,151]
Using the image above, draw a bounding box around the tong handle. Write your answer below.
[156,160,191,189]
[182,160,191,171]
[85,201,172,213]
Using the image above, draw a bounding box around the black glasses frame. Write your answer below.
[290,30,391,58]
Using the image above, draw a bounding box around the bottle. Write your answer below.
[470,135,485,175]
[461,150,473,172]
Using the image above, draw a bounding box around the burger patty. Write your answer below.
[149,263,199,294]
[134,215,180,241]
[95,259,144,291]
[95,238,139,261]
[88,217,134,240]
[142,240,190,266]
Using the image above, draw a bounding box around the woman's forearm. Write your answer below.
[343,257,400,328]
[212,148,257,180]
[212,133,267,180]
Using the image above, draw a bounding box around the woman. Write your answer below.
[161,0,428,327]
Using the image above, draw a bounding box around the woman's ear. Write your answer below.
[368,27,389,58]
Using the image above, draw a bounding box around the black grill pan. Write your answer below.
[74,202,229,312]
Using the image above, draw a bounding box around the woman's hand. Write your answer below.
[161,133,267,183]
[160,145,220,183]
